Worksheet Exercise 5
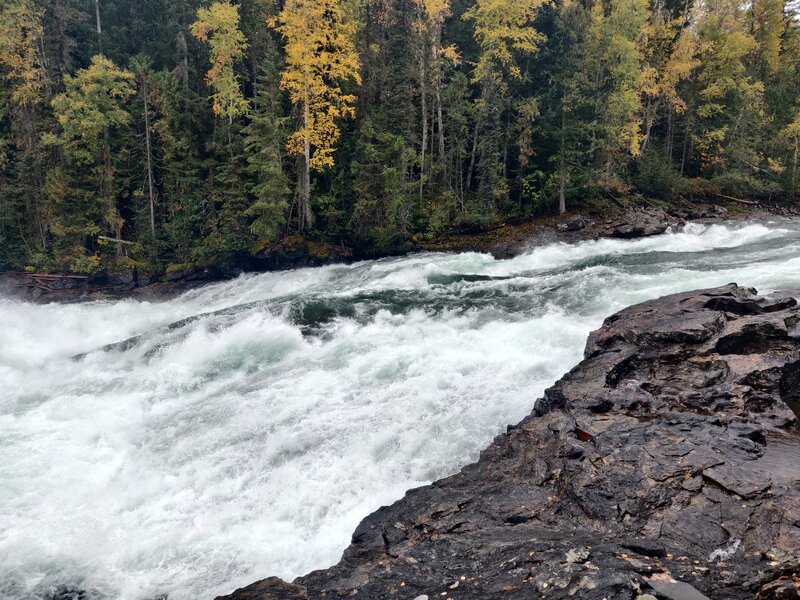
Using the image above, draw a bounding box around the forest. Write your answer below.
[0,0,799,274]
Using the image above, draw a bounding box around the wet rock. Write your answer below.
[218,578,307,600]
[556,215,591,232]
[779,360,800,406]
[645,573,712,600]
[216,284,800,600]
[116,269,136,285]
[603,207,675,239]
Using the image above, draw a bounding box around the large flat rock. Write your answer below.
[219,284,800,600]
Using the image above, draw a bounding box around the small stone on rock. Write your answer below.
[565,547,591,564]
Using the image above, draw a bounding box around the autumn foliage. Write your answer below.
[0,0,799,273]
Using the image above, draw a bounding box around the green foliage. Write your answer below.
[691,0,764,173]
[633,146,684,200]
[242,45,290,245]
[0,0,798,275]
[44,55,135,272]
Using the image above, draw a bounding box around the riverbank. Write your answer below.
[2,198,794,303]
[218,284,800,600]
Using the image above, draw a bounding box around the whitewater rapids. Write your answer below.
[2,221,800,600]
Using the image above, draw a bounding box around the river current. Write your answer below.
[2,220,800,599]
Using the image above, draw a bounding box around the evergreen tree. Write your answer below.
[243,44,290,246]
[463,0,549,214]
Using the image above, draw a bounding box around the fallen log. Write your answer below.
[0,271,89,280]
[604,189,627,209]
[712,192,759,205]
[98,235,135,246]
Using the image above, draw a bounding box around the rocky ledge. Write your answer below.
[221,284,800,600]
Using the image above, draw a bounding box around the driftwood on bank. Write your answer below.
[712,192,759,206]
[1,272,89,280]
[603,189,627,209]
[0,272,90,294]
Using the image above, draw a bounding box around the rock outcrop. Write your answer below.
[220,284,800,600]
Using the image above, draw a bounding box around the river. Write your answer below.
[2,220,800,600]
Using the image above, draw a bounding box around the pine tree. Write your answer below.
[243,44,290,246]
[149,69,207,265]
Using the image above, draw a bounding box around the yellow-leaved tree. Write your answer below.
[586,0,651,162]
[0,0,45,110]
[464,0,549,88]
[638,3,699,156]
[271,0,361,230]
[191,0,249,120]
[692,0,763,171]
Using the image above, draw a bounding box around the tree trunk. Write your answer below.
[143,75,156,237]
[430,100,435,159]
[666,104,674,161]
[420,57,427,200]
[680,118,690,176]
[641,98,657,155]
[94,0,103,53]
[466,119,480,192]
[175,32,189,89]
[792,135,798,196]
[104,128,122,257]
[436,75,445,168]
[559,91,567,215]
[432,26,446,167]
[503,110,510,180]
[300,94,314,230]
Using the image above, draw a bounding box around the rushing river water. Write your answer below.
[3,220,800,600]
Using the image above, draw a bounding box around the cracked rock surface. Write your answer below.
[218,284,800,600]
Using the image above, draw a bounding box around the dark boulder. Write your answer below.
[602,207,677,239]
[217,284,800,600]
[556,215,592,233]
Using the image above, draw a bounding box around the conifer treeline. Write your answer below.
[1,0,799,273]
